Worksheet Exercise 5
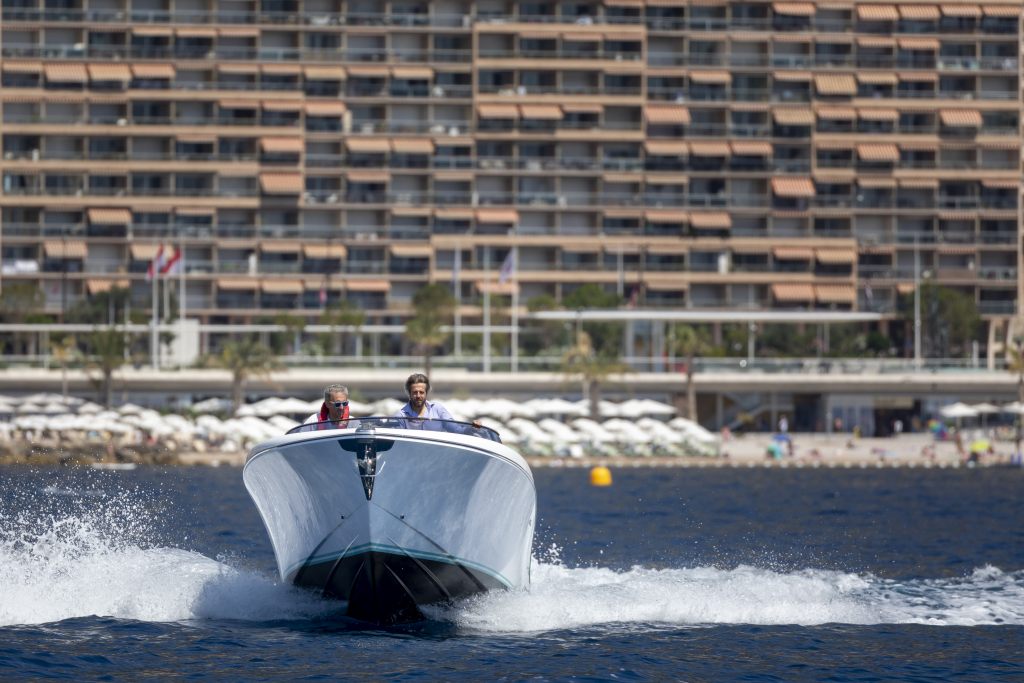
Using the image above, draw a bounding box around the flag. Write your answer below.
[145,244,165,282]
[498,249,515,284]
[160,247,182,276]
[319,282,327,306]
[864,282,874,306]
[626,285,640,309]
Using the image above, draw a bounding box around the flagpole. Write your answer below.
[453,242,461,357]
[483,247,491,373]
[150,263,158,369]
[179,233,186,323]
[510,245,518,373]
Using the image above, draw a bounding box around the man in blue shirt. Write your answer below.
[392,373,481,433]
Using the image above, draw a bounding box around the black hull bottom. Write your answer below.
[293,551,507,624]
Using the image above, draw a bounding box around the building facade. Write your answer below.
[1,0,1022,352]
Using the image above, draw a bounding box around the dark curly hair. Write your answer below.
[404,373,430,394]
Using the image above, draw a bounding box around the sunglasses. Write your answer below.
[331,401,349,408]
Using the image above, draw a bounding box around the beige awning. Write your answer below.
[177,207,215,216]
[476,208,519,224]
[88,208,132,224]
[87,63,131,81]
[689,141,731,157]
[898,71,938,82]
[772,283,815,301]
[900,4,941,19]
[690,212,732,229]
[645,243,689,255]
[519,104,563,120]
[941,4,982,17]
[390,244,433,258]
[43,240,87,258]
[981,178,1019,189]
[345,138,391,153]
[773,246,814,260]
[345,279,390,292]
[816,248,856,264]
[645,174,688,185]
[645,140,689,155]
[562,103,604,114]
[261,64,302,76]
[261,279,303,294]
[731,141,773,156]
[176,27,216,38]
[478,103,520,119]
[857,72,898,85]
[645,209,688,223]
[858,177,897,188]
[131,63,174,79]
[937,245,978,254]
[44,63,87,83]
[217,277,258,290]
[220,99,259,109]
[689,71,732,84]
[772,177,816,197]
[2,61,42,74]
[260,137,303,153]
[392,138,435,154]
[983,4,1020,16]
[899,37,940,50]
[644,105,691,125]
[940,109,982,127]
[129,244,162,260]
[856,36,895,47]
[305,101,346,116]
[857,4,899,21]
[900,178,940,189]
[261,241,302,253]
[859,108,899,121]
[815,74,857,96]
[303,244,347,259]
[774,71,813,82]
[262,99,303,112]
[259,172,303,194]
[218,63,259,75]
[857,143,899,161]
[773,108,815,125]
[773,1,816,15]
[304,65,347,80]
[391,66,433,80]
[132,26,173,36]
[818,106,857,120]
[815,284,855,303]
[346,170,390,183]
[218,26,259,37]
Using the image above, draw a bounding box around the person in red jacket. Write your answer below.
[303,383,350,429]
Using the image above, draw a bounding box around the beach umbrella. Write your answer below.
[118,403,145,415]
[1002,401,1024,415]
[939,402,979,419]
[636,398,678,417]
[971,402,1000,428]
[76,401,104,415]
[191,397,232,414]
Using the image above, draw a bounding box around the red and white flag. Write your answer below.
[145,245,165,281]
[161,247,183,276]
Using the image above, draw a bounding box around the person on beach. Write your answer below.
[392,373,481,433]
[304,383,351,429]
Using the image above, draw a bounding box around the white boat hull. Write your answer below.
[243,423,536,623]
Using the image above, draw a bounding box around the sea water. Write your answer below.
[0,466,1021,680]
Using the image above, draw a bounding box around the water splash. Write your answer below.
[0,489,329,627]
[430,561,1024,633]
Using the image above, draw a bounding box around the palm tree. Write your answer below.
[1008,329,1024,458]
[210,338,283,412]
[404,283,454,375]
[85,327,126,408]
[670,324,710,421]
[562,330,625,419]
[50,335,78,401]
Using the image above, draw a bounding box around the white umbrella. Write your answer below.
[76,401,104,415]
[118,403,145,415]
[939,402,979,419]
[276,397,315,415]
[191,397,232,413]
[1002,401,1024,415]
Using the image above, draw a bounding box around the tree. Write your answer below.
[85,327,126,408]
[671,324,711,421]
[900,282,981,359]
[523,294,569,356]
[1007,324,1024,458]
[209,337,282,412]
[321,299,365,356]
[404,283,455,375]
[562,284,623,357]
[274,313,306,355]
[50,335,78,401]
[0,283,46,356]
[562,330,626,419]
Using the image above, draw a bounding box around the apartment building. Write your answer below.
[0,0,1021,348]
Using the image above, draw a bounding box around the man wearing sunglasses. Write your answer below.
[303,383,351,429]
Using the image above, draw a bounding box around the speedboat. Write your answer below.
[243,417,536,624]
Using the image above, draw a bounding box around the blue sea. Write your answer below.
[0,465,1021,681]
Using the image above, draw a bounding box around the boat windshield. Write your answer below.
[286,416,501,443]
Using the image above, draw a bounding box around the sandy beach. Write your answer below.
[175,431,1021,469]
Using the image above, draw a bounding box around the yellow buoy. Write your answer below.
[590,465,612,487]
